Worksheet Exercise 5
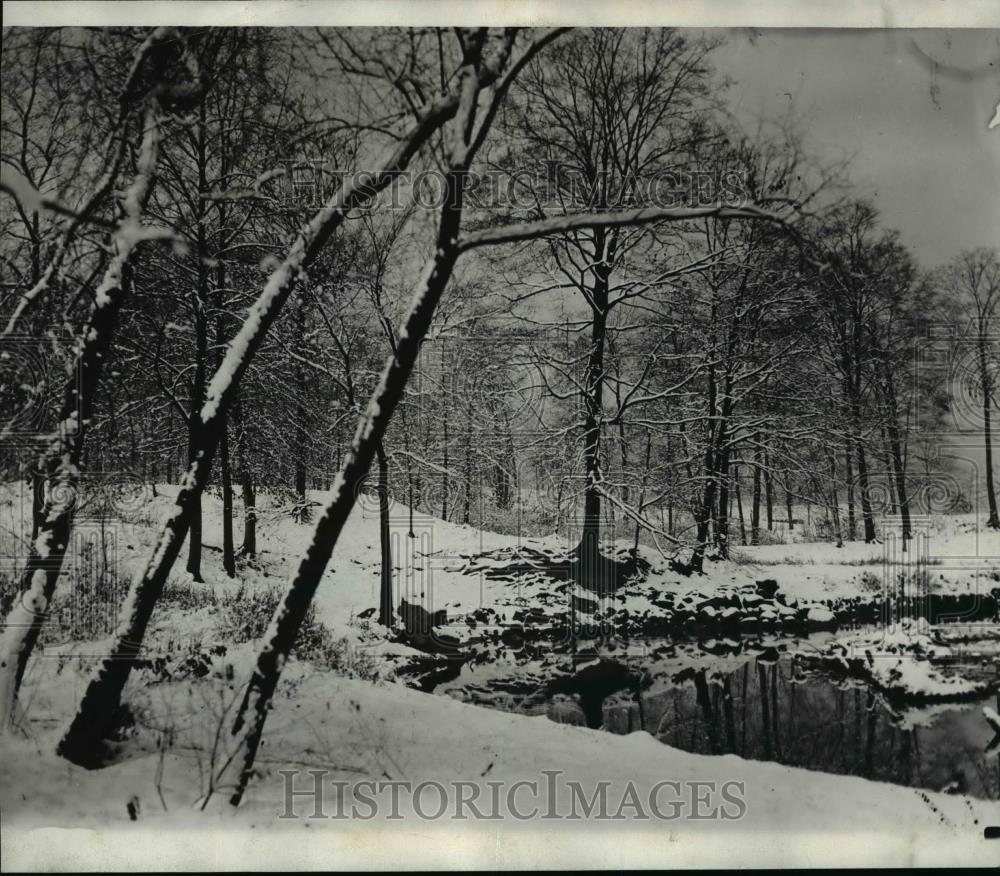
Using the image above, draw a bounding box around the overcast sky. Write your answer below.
[712,28,1000,268]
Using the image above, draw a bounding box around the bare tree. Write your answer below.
[0,26,196,730]
[945,248,1000,528]
[56,26,543,765]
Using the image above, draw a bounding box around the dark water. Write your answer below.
[622,657,998,800]
[442,645,1000,801]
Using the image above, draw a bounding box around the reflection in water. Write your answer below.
[597,657,999,801]
[445,633,999,801]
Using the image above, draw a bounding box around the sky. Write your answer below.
[711,28,1000,267]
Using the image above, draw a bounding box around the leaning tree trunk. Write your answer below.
[0,104,161,731]
[225,43,486,803]
[56,34,517,763]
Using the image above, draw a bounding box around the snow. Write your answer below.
[0,483,997,867]
[796,618,994,701]
[0,166,45,214]
[2,662,995,868]
[731,517,1000,602]
[201,263,290,422]
[200,92,447,427]
[807,607,835,624]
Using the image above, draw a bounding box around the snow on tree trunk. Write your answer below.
[56,32,516,765]
[224,32,488,807]
[0,28,178,340]
[0,104,162,732]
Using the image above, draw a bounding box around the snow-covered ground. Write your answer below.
[731,514,1000,602]
[3,671,997,868]
[1,482,998,868]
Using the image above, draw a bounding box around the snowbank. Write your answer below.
[2,671,995,868]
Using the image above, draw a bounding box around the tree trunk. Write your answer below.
[57,43,494,763]
[848,370,877,541]
[402,405,416,537]
[241,477,256,558]
[578,247,610,583]
[216,264,235,578]
[462,391,473,524]
[844,443,856,541]
[785,479,794,531]
[186,416,204,582]
[441,412,449,520]
[881,425,898,514]
[855,435,877,542]
[0,103,160,729]
[714,407,732,557]
[691,337,717,573]
[294,302,308,515]
[220,415,235,577]
[631,430,653,560]
[225,63,484,802]
[828,452,844,547]
[884,366,912,546]
[30,466,45,541]
[751,438,762,546]
[980,330,1000,528]
[734,464,748,546]
[233,397,256,558]
[764,450,773,531]
[187,105,211,582]
[376,440,392,627]
[440,343,451,521]
[618,419,630,508]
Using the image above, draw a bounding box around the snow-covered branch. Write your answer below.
[1,27,183,339]
[0,103,163,732]
[457,203,796,254]
[57,27,527,767]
